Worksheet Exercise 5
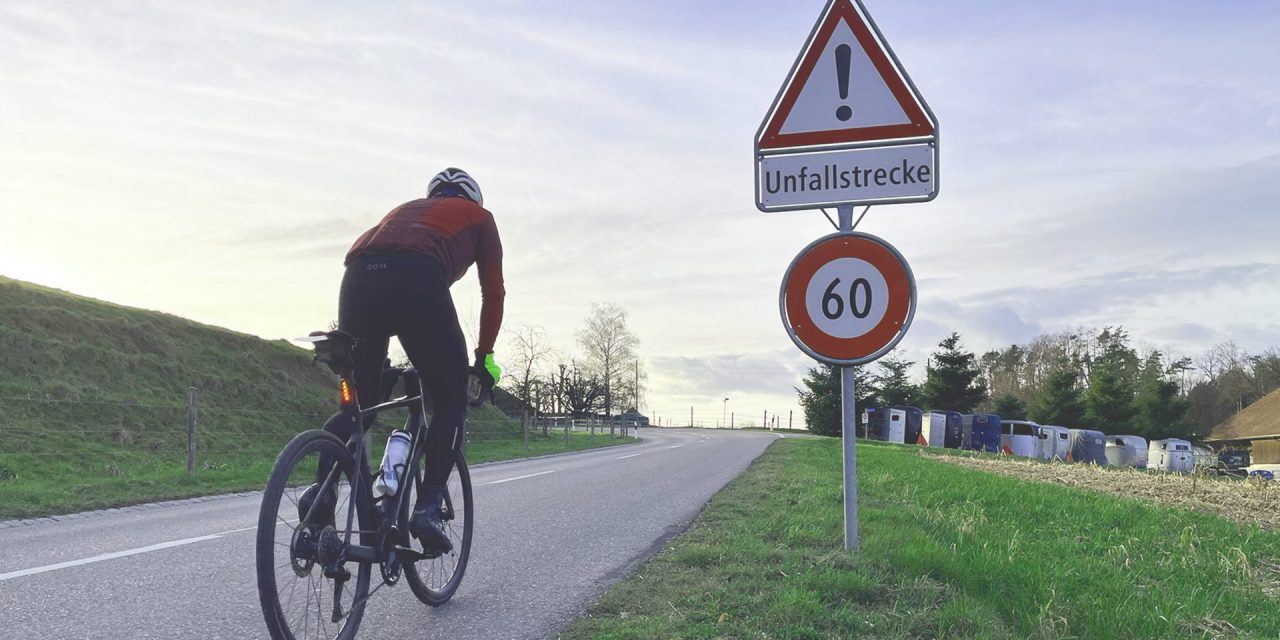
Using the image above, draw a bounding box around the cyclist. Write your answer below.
[301,167,504,553]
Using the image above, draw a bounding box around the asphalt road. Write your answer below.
[0,427,779,639]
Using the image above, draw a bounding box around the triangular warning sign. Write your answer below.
[757,0,935,150]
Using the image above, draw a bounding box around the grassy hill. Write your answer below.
[0,276,525,517]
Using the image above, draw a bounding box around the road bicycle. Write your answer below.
[255,331,474,640]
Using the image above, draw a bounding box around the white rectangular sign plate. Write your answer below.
[756,143,936,211]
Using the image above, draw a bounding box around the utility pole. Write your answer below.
[689,406,693,428]
[722,397,729,430]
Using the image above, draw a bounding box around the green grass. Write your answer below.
[561,439,1280,639]
[0,276,634,519]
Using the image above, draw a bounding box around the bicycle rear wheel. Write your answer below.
[402,449,474,606]
[256,430,373,640]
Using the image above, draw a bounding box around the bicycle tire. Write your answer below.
[402,448,474,606]
[256,429,374,640]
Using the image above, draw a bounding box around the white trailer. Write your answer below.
[1035,425,1072,461]
[1148,438,1194,473]
[923,410,962,448]
[880,407,906,444]
[1104,435,1148,468]
[1000,420,1039,458]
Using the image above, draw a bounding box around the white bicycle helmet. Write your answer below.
[427,167,483,207]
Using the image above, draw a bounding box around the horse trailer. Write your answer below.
[864,407,907,443]
[892,406,923,445]
[924,411,963,448]
[1149,438,1194,473]
[962,414,1002,453]
[1068,429,1108,465]
[1035,425,1072,460]
[1104,435,1148,468]
[1000,420,1039,457]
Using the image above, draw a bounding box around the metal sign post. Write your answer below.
[837,205,859,549]
[761,0,935,551]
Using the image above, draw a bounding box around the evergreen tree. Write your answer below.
[992,394,1028,420]
[796,363,876,437]
[1030,362,1086,427]
[874,355,918,407]
[920,333,988,412]
[1085,328,1138,431]
[1134,352,1190,439]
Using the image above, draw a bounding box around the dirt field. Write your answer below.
[924,451,1280,532]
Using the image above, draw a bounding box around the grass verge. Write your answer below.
[0,416,635,520]
[561,438,1280,639]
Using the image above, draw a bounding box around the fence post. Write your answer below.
[186,387,198,479]
[564,418,570,447]
[523,411,530,450]
[610,422,616,438]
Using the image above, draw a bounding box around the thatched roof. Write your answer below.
[1207,386,1280,441]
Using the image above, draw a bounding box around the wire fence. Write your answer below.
[0,389,637,489]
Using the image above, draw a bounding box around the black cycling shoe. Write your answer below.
[409,485,453,554]
[298,483,337,529]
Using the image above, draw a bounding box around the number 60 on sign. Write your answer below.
[780,232,916,365]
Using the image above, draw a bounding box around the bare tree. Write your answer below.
[560,362,605,418]
[576,302,640,417]
[503,324,552,411]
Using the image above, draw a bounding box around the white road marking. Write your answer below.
[479,469,558,486]
[666,445,682,449]
[0,533,223,582]
[615,453,643,460]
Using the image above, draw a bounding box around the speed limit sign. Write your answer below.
[780,231,916,365]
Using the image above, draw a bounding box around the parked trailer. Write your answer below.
[924,411,963,448]
[1000,420,1039,457]
[892,406,923,445]
[1105,435,1148,468]
[962,414,1002,453]
[1068,429,1108,465]
[1191,445,1215,469]
[1148,438,1194,473]
[864,407,907,443]
[1034,425,1072,460]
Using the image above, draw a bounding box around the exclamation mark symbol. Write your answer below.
[835,44,853,122]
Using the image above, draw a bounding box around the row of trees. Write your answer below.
[501,302,646,418]
[798,328,1280,441]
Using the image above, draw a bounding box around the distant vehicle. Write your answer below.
[1217,448,1251,473]
[1105,435,1148,468]
[862,407,906,442]
[962,414,1001,453]
[891,406,923,445]
[1035,425,1072,461]
[1000,420,1039,457]
[1068,429,1108,465]
[1191,445,1215,469]
[1148,438,1194,473]
[924,411,963,448]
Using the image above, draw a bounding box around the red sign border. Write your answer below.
[782,233,913,361]
[757,0,935,150]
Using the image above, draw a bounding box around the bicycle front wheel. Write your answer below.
[402,449,474,606]
[256,429,373,640]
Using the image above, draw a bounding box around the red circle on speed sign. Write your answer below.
[780,232,915,364]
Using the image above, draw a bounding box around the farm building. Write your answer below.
[1205,385,1280,465]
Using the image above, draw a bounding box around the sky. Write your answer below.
[2,0,1278,428]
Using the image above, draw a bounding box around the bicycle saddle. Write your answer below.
[296,330,357,377]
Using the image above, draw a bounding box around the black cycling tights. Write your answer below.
[335,252,467,488]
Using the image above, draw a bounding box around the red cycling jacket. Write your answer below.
[345,196,505,355]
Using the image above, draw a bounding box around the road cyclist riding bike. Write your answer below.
[255,168,505,640]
